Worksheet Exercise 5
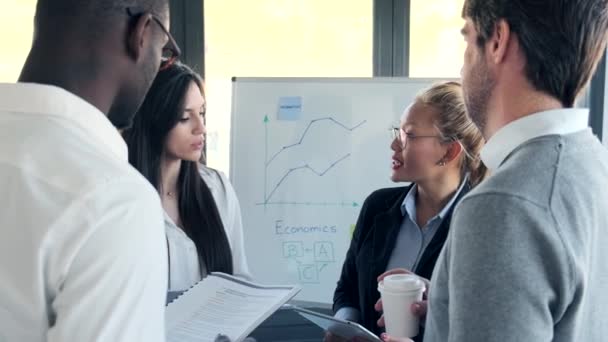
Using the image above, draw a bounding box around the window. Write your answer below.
[409,0,465,78]
[204,0,373,174]
[0,0,36,82]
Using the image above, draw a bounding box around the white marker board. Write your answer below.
[230,77,444,303]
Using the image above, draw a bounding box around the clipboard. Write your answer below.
[290,306,382,342]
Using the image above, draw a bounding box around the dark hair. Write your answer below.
[463,0,608,107]
[416,81,488,186]
[123,62,234,275]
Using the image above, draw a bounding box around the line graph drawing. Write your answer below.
[266,117,366,167]
[261,115,366,207]
[264,153,350,203]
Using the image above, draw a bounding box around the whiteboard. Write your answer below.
[230,77,443,303]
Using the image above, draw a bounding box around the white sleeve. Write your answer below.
[47,178,167,342]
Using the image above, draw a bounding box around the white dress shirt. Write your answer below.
[0,83,168,342]
[165,165,251,292]
[481,108,589,171]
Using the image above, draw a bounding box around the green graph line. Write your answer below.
[264,115,269,208]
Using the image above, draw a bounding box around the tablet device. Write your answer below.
[291,306,382,342]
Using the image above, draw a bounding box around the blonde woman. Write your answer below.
[330,81,486,341]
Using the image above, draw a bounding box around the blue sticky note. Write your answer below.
[277,96,302,121]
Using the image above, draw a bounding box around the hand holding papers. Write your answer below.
[166,273,300,342]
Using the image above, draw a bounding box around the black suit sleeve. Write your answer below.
[332,193,374,314]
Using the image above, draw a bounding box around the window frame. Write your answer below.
[172,0,605,142]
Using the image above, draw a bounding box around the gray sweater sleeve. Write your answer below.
[437,193,573,342]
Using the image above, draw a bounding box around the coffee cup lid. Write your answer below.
[380,274,425,292]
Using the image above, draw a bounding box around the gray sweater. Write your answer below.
[425,130,608,342]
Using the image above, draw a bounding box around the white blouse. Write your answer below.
[165,165,251,291]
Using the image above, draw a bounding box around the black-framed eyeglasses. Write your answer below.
[126,7,181,71]
[390,126,450,150]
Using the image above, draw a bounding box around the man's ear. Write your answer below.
[126,13,153,62]
[488,19,511,65]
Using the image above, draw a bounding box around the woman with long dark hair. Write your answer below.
[123,62,250,292]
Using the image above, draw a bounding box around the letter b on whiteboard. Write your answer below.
[283,241,304,258]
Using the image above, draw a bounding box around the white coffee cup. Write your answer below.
[378,274,426,338]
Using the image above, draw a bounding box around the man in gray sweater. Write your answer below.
[416,0,608,342]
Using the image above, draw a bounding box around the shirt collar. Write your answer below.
[480,108,589,171]
[401,175,468,221]
[0,82,128,160]
[401,184,418,218]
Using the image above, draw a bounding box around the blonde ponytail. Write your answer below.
[416,81,488,186]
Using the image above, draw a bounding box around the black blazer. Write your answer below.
[333,182,471,338]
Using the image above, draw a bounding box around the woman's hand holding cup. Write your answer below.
[374,269,430,341]
[380,332,414,342]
